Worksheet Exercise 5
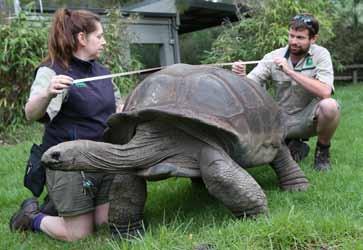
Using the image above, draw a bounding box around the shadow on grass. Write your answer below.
[145,178,228,227]
[143,166,281,229]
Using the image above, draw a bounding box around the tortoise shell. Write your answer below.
[104,64,285,167]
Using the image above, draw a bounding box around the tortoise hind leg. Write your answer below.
[270,144,309,191]
[108,174,147,238]
[199,146,268,218]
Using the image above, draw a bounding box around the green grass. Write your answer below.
[1,84,363,249]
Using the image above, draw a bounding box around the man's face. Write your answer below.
[288,28,316,56]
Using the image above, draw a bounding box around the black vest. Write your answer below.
[41,57,116,149]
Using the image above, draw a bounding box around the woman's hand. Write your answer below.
[47,75,74,97]
[25,74,73,121]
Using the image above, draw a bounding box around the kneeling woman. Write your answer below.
[10,8,122,241]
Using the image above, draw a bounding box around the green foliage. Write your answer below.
[100,8,143,96]
[203,0,335,64]
[325,0,363,66]
[0,12,48,132]
[0,121,42,145]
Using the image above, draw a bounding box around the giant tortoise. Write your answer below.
[42,63,309,235]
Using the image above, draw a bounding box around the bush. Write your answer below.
[0,12,48,133]
[325,0,363,67]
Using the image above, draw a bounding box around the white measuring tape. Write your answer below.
[72,60,273,84]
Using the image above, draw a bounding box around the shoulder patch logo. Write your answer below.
[74,82,87,88]
[306,57,313,67]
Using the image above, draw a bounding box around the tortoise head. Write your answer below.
[41,140,105,172]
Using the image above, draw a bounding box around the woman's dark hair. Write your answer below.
[43,8,101,69]
[290,13,319,38]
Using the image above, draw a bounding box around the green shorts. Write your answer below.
[285,98,340,139]
[285,99,319,139]
[46,169,114,217]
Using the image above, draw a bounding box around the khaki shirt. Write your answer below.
[29,66,123,121]
[248,44,334,115]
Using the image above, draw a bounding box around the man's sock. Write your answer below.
[317,141,330,149]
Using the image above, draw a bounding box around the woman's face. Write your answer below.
[80,22,106,60]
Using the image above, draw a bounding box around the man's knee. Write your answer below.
[317,98,340,121]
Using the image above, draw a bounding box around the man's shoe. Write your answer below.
[286,139,310,162]
[9,197,39,232]
[314,142,331,171]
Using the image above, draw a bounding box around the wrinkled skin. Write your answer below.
[42,64,309,236]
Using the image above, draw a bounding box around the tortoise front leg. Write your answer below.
[270,144,309,191]
[199,146,268,218]
[108,174,147,238]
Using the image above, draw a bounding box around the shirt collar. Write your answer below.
[71,56,95,72]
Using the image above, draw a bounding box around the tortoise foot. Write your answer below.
[234,204,269,218]
[280,180,309,192]
[110,219,146,239]
[272,144,310,192]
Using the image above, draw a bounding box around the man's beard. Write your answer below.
[288,44,309,56]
